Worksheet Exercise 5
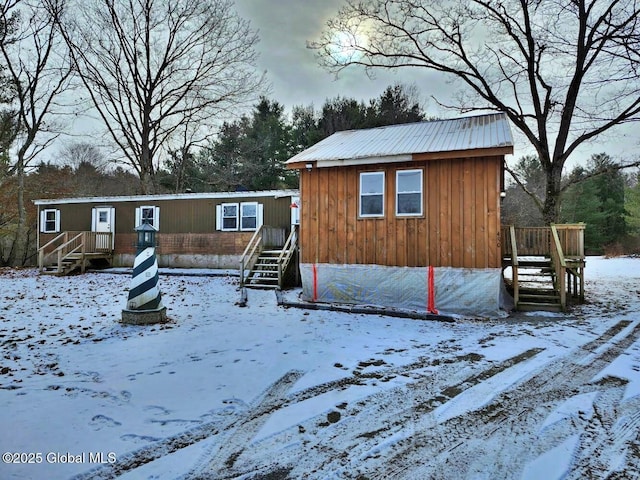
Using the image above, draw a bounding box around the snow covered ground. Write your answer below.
[0,257,639,479]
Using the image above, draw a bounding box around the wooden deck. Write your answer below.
[38,231,113,276]
[502,224,585,312]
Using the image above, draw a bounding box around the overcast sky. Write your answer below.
[233,0,450,115]
[231,0,636,167]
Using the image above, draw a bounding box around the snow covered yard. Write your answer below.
[1,257,639,479]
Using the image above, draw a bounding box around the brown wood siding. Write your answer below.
[299,157,502,268]
[37,194,294,252]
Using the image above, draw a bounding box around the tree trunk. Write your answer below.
[10,157,28,266]
[541,164,564,225]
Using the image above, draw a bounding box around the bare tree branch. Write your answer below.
[55,0,266,193]
[312,0,640,223]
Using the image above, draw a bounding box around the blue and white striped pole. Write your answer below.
[122,223,167,324]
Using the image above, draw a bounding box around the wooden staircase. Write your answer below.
[503,224,585,313]
[511,258,562,312]
[240,225,298,289]
[39,231,113,276]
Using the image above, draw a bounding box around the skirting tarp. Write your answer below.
[300,263,513,319]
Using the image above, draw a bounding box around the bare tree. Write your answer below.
[0,0,74,265]
[57,0,265,194]
[312,0,640,224]
[58,141,107,172]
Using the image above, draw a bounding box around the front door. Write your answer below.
[92,207,115,250]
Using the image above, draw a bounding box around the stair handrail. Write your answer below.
[240,225,264,286]
[277,225,298,288]
[55,232,84,274]
[550,224,567,310]
[38,232,67,272]
[509,225,519,307]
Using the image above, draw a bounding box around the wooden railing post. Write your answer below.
[509,225,519,308]
[239,225,264,286]
[550,224,567,310]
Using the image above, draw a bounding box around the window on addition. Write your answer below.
[396,169,423,216]
[359,171,385,217]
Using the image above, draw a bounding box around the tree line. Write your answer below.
[503,154,640,255]
[3,0,640,265]
[0,85,426,266]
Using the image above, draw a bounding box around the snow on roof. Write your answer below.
[286,112,513,167]
[33,189,299,206]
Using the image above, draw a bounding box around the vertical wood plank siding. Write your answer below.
[299,157,502,268]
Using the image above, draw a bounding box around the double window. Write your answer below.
[217,202,263,231]
[359,169,423,218]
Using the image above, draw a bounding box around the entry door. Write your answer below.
[92,207,115,250]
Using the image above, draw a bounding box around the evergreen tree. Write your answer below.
[624,170,640,236]
[560,154,627,252]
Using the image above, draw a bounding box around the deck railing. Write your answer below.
[239,225,286,286]
[501,224,584,259]
[277,225,298,287]
[38,231,113,273]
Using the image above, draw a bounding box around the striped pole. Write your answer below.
[127,247,163,311]
[121,224,167,324]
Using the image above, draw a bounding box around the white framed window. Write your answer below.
[240,202,258,231]
[216,202,263,231]
[359,171,385,217]
[221,203,239,231]
[40,209,60,233]
[396,169,423,216]
[135,205,160,229]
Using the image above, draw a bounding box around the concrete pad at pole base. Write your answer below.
[121,307,168,325]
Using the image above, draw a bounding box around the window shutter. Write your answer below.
[215,205,222,230]
[134,207,141,227]
[91,208,97,232]
[154,206,160,230]
[55,210,61,232]
[40,210,46,233]
[257,203,264,228]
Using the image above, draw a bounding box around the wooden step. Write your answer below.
[519,293,560,302]
[517,301,562,312]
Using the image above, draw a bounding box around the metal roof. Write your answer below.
[286,112,513,166]
[33,189,299,205]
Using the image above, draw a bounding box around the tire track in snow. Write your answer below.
[361,319,640,480]
[206,348,546,478]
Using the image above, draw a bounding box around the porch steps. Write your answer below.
[245,250,287,289]
[40,252,112,276]
[512,258,563,312]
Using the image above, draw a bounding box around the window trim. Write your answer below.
[136,205,160,229]
[396,169,424,217]
[217,202,263,232]
[220,202,239,231]
[359,171,385,218]
[240,201,259,231]
[41,208,60,233]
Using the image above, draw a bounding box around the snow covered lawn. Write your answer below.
[1,257,639,479]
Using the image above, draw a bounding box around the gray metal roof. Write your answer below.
[286,112,513,165]
[33,189,299,205]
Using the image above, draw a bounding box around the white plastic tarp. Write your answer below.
[300,263,512,319]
